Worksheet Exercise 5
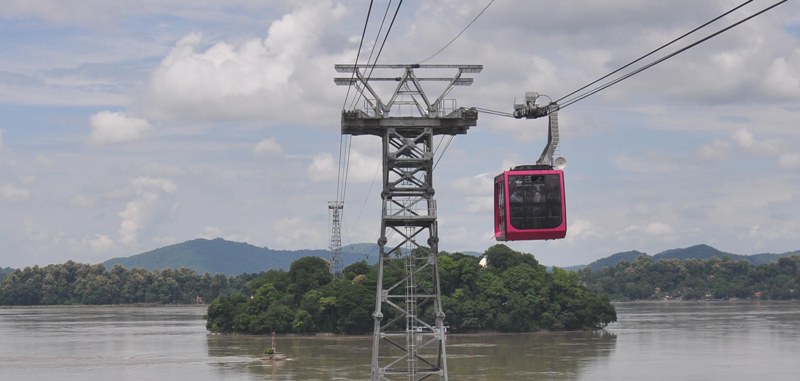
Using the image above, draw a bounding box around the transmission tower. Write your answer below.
[328,201,344,279]
[335,63,481,381]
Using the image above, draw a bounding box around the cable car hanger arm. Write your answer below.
[513,92,560,167]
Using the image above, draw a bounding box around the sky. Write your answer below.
[1,0,798,269]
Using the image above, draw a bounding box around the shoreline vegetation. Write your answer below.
[3,246,798,334]
[578,255,800,301]
[204,245,617,335]
[0,261,257,305]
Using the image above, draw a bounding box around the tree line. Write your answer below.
[579,255,800,300]
[0,261,255,305]
[206,244,617,335]
[0,267,13,283]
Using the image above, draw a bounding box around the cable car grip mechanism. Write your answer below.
[512,92,561,168]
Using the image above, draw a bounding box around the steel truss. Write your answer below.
[336,64,481,381]
[328,201,344,279]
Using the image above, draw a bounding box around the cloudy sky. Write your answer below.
[1,0,798,269]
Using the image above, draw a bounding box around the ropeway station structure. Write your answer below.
[335,63,481,381]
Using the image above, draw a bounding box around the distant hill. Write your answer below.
[566,250,648,272]
[0,267,14,283]
[653,244,739,261]
[571,244,799,271]
[747,250,800,265]
[102,239,797,276]
[103,238,379,276]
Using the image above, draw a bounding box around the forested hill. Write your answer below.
[0,267,13,283]
[206,245,617,335]
[580,255,800,301]
[103,238,378,276]
[570,244,800,272]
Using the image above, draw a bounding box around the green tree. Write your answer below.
[287,256,333,299]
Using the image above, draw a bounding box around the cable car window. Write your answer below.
[507,174,562,230]
[495,180,505,235]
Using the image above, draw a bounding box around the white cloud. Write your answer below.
[643,222,674,236]
[199,226,249,242]
[83,234,114,252]
[0,0,283,25]
[308,148,380,183]
[616,220,677,246]
[698,139,732,161]
[254,138,284,156]
[452,173,494,212]
[0,129,4,150]
[2,0,798,269]
[568,218,603,240]
[131,177,177,193]
[453,173,494,196]
[614,152,679,173]
[70,195,94,208]
[760,49,800,99]
[117,177,177,246]
[0,0,128,24]
[699,127,792,165]
[732,128,756,148]
[779,152,800,169]
[272,216,325,249]
[308,153,337,182]
[90,111,151,144]
[1,184,31,202]
[199,226,224,239]
[707,176,796,227]
[145,1,347,123]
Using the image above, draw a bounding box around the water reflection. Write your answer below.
[444,331,616,380]
[5,302,798,381]
[205,330,616,380]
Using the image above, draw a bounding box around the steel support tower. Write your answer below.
[328,201,344,279]
[335,63,481,381]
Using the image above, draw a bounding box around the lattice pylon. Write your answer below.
[328,201,344,279]
[336,64,480,381]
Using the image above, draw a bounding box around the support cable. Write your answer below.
[353,0,404,110]
[348,154,381,240]
[555,0,754,105]
[348,0,394,111]
[560,0,787,110]
[341,134,353,205]
[417,0,495,64]
[473,107,514,118]
[433,136,454,170]
[345,0,403,243]
[341,0,374,111]
[338,1,374,204]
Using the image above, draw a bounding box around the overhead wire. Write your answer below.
[473,106,514,118]
[352,0,404,110]
[348,0,394,111]
[425,0,497,167]
[433,135,455,169]
[337,0,374,205]
[417,0,495,64]
[555,0,755,105]
[559,0,788,110]
[341,0,374,112]
[347,0,403,209]
[342,1,405,248]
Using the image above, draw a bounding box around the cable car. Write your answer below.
[494,165,566,241]
[494,94,567,241]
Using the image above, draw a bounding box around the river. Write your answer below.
[1,301,798,380]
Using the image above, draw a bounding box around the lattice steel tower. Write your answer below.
[335,63,481,381]
[328,201,344,279]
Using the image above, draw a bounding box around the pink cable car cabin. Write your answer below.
[493,94,567,241]
[494,165,566,241]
